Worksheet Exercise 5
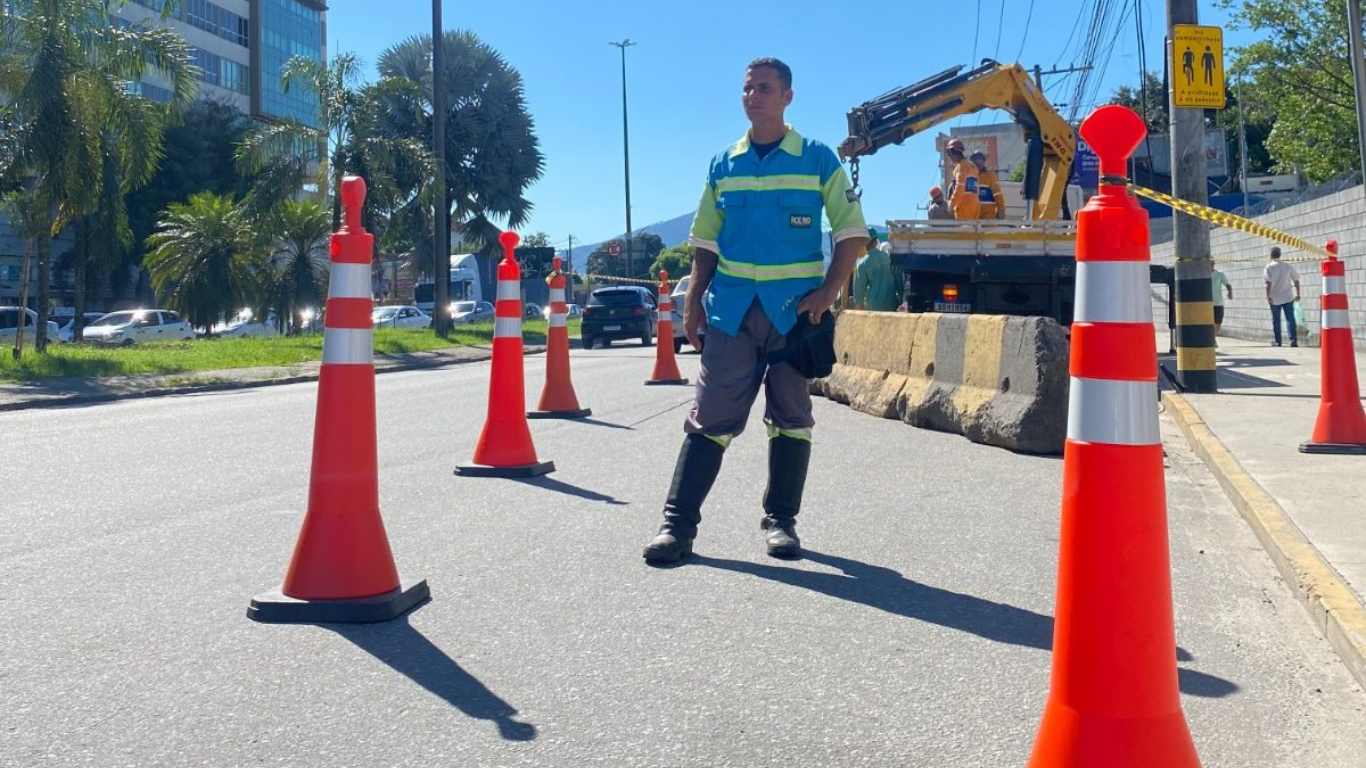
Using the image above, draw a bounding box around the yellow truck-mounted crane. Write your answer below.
[840,61,1085,322]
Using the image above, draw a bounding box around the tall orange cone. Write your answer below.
[249,176,429,624]
[456,231,555,477]
[645,270,689,386]
[1026,105,1200,767]
[529,256,591,419]
[1300,240,1366,454]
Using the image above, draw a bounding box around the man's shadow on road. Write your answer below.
[327,616,537,741]
[692,550,1238,698]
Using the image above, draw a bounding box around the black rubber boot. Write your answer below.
[643,434,725,563]
[761,435,811,559]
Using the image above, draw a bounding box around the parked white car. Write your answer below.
[372,305,431,329]
[669,276,701,354]
[213,309,279,338]
[450,300,495,325]
[56,312,108,343]
[82,309,196,345]
[0,307,60,345]
[540,303,583,320]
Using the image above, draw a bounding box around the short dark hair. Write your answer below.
[747,57,792,90]
[1270,246,1282,258]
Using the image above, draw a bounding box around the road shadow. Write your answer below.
[328,616,537,741]
[690,550,1238,698]
[1214,368,1290,390]
[575,417,634,430]
[512,475,629,506]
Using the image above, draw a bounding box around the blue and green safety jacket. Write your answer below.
[687,127,867,336]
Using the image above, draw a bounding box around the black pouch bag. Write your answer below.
[769,304,836,379]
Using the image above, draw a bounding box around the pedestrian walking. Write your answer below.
[1263,246,1301,347]
[854,229,901,311]
[643,57,867,563]
[1211,266,1232,337]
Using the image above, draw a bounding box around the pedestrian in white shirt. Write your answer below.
[1263,246,1301,347]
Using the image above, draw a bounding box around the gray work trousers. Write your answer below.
[685,300,814,441]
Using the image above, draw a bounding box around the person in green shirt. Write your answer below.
[853,228,901,311]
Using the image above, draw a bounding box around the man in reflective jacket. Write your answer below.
[643,57,867,563]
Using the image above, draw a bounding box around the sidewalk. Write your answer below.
[0,343,543,411]
[1158,330,1366,688]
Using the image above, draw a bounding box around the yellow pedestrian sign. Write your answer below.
[1172,25,1225,109]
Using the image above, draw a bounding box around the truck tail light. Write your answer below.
[942,284,960,303]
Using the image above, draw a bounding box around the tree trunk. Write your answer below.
[12,237,31,360]
[72,217,88,343]
[35,231,51,353]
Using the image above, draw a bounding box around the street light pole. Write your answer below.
[1346,0,1366,189]
[431,0,449,335]
[609,39,636,279]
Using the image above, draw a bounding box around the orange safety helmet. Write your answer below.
[929,186,944,198]
[945,138,966,154]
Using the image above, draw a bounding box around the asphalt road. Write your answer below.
[2,345,1364,767]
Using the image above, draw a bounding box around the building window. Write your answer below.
[257,0,324,127]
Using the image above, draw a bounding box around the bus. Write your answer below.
[414,253,482,314]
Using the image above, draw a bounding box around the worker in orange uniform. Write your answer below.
[971,151,1005,219]
[943,139,979,219]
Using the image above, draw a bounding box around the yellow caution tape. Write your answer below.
[584,273,660,286]
[1128,183,1332,263]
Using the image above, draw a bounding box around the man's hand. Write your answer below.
[795,286,838,324]
[684,298,707,351]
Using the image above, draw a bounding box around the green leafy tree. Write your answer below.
[144,192,265,332]
[649,245,691,281]
[375,30,544,307]
[1221,0,1358,181]
[522,231,552,248]
[262,198,331,334]
[1110,71,1169,133]
[0,0,196,350]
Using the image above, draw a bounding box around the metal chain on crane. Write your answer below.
[846,158,862,202]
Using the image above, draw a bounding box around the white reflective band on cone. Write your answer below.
[322,329,374,364]
[549,314,567,328]
[1066,377,1160,446]
[1073,262,1152,323]
[1322,309,1352,329]
[329,263,372,299]
[497,280,520,301]
[1324,276,1347,295]
[494,317,521,338]
[550,286,565,302]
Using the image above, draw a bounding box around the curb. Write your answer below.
[1163,391,1366,690]
[0,345,545,413]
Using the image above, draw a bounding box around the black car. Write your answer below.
[581,286,657,349]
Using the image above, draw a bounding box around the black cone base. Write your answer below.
[248,578,429,624]
[455,460,556,478]
[527,408,592,419]
[1299,441,1366,455]
[645,378,690,386]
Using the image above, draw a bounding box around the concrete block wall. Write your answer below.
[1148,186,1366,348]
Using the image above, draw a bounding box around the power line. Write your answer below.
[1013,0,1037,62]
[971,0,982,65]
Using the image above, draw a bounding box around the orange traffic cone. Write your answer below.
[645,270,689,386]
[456,231,555,478]
[249,176,429,624]
[1026,106,1201,767]
[1300,240,1366,454]
[529,256,591,419]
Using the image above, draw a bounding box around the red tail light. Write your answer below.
[633,306,647,316]
[582,307,593,318]
[942,284,960,302]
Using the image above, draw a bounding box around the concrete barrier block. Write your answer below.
[817,311,1070,454]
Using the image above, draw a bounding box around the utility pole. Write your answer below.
[1168,0,1216,393]
[1346,0,1366,189]
[1236,76,1250,212]
[431,0,450,335]
[610,39,636,280]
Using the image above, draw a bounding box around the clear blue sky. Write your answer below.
[328,0,1253,249]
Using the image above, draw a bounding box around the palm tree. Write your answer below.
[144,192,264,333]
[374,30,544,316]
[0,0,196,351]
[262,198,330,334]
